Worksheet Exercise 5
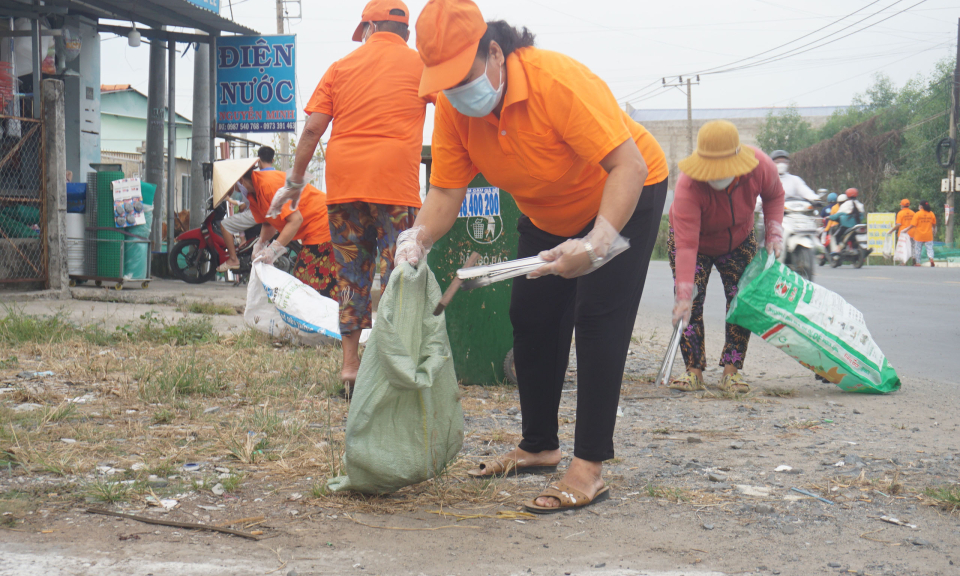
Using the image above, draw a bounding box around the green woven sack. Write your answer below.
[0,205,40,225]
[0,213,38,238]
[328,262,464,494]
[727,249,900,394]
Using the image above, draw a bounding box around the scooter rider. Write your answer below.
[769,150,820,203]
[827,189,864,254]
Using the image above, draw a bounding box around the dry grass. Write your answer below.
[763,387,798,398]
[923,484,960,513]
[0,312,548,525]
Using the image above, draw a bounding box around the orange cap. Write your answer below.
[352,0,410,42]
[415,0,487,97]
[900,198,910,207]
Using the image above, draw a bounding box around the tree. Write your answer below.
[756,105,818,154]
[790,59,956,242]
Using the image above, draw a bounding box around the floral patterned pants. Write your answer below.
[668,229,758,370]
[327,202,418,333]
[291,242,338,300]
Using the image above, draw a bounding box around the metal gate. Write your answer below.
[0,115,46,284]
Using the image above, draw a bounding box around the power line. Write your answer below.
[702,0,930,76]
[692,0,889,77]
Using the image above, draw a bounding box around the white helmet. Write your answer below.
[837,194,848,203]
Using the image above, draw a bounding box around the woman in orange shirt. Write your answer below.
[902,200,937,267]
[396,0,669,514]
[238,166,338,297]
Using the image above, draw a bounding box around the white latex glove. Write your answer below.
[394,226,433,267]
[529,215,629,279]
[254,240,286,266]
[765,220,784,258]
[672,281,694,325]
[252,238,269,259]
[266,176,307,218]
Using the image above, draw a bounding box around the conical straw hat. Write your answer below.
[212,157,259,208]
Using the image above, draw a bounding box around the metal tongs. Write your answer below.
[457,256,546,291]
[654,318,686,387]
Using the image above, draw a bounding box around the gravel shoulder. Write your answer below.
[1,285,958,576]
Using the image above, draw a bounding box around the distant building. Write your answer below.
[627,105,848,212]
[100,85,193,212]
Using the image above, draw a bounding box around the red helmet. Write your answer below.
[845,188,859,198]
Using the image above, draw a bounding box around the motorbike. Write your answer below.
[756,200,823,281]
[168,200,298,284]
[826,223,871,268]
[779,200,822,281]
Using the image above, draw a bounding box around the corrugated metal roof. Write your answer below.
[629,106,849,122]
[40,0,257,35]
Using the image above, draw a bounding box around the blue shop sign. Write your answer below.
[216,35,296,133]
[185,0,220,11]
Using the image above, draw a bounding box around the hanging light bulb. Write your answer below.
[128,27,141,48]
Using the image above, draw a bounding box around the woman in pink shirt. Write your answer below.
[668,121,785,393]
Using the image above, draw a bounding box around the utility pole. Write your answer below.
[947,18,959,245]
[276,0,290,172]
[190,41,210,229]
[662,75,700,156]
[166,40,177,253]
[145,36,167,251]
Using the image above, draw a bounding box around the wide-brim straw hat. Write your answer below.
[678,120,759,182]
[212,157,259,208]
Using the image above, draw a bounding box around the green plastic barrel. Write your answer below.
[123,206,152,280]
[96,171,125,278]
[423,146,520,385]
[141,182,157,205]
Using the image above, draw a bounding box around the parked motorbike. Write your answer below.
[168,200,298,284]
[827,224,871,268]
[779,200,822,281]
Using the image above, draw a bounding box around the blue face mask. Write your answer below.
[443,55,503,118]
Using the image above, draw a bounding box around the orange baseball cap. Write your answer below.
[900,198,910,206]
[352,0,410,42]
[416,0,487,97]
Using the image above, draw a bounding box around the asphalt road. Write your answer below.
[637,260,960,384]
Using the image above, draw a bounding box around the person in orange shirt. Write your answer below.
[902,200,937,267]
[269,0,434,394]
[887,198,915,266]
[397,0,669,514]
[233,165,337,297]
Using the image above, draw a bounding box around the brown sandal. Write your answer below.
[523,481,610,514]
[466,458,558,478]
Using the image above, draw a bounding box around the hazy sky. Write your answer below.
[100,0,958,146]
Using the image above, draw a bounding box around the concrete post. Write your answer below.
[42,79,68,296]
[276,0,290,171]
[146,36,167,250]
[166,41,177,252]
[190,41,210,228]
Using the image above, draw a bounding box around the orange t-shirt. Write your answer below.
[429,47,669,237]
[304,32,432,208]
[896,208,915,239]
[909,209,936,242]
[248,170,331,246]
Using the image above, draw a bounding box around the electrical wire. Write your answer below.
[618,0,933,105]
[691,0,888,76]
[701,0,931,76]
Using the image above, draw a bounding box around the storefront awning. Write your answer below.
[37,0,257,35]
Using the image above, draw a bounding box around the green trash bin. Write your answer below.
[423,146,521,385]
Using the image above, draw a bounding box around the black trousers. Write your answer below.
[510,179,668,462]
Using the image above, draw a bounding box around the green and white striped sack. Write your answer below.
[726,250,900,394]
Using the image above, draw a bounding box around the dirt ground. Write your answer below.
[1,283,958,576]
